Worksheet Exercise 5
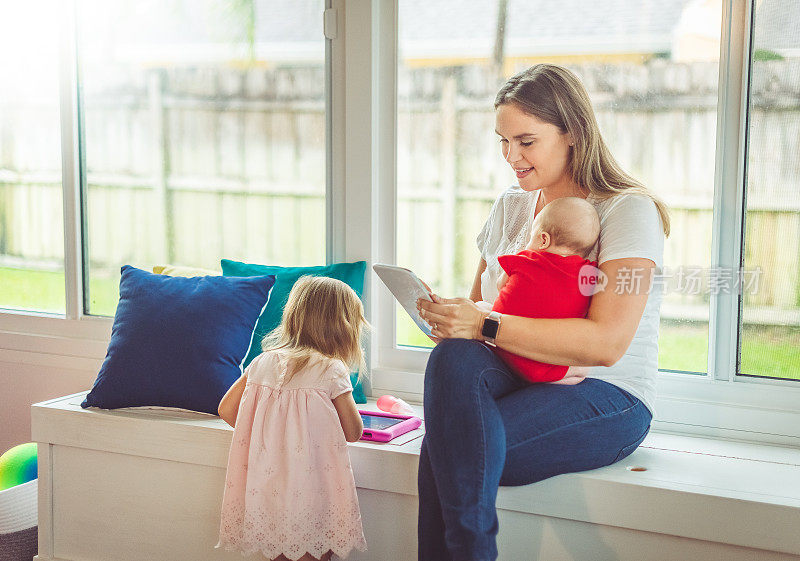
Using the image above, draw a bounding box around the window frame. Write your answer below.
[2,0,800,447]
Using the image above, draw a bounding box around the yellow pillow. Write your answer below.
[152,265,220,277]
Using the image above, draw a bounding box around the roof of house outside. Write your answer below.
[753,0,800,55]
[78,0,800,64]
[398,0,690,58]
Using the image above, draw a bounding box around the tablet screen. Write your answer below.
[360,413,404,430]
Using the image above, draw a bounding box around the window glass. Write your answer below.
[77,0,326,316]
[0,1,65,314]
[740,0,800,381]
[396,0,720,377]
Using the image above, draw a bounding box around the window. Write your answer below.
[372,0,800,445]
[740,1,800,383]
[4,0,800,446]
[76,0,326,316]
[394,0,721,380]
[0,1,65,314]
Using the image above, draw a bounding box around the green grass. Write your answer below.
[0,266,120,316]
[86,273,123,317]
[739,325,800,380]
[0,267,66,313]
[657,323,709,373]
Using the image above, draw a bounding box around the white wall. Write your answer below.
[0,360,96,453]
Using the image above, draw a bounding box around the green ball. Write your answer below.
[0,443,38,491]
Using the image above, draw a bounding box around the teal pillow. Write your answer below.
[221,259,367,403]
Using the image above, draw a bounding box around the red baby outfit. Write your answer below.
[492,249,597,383]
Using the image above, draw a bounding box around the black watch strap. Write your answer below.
[481,311,501,346]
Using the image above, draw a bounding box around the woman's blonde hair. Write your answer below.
[261,276,370,386]
[495,64,670,237]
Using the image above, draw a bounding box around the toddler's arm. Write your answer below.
[218,374,247,427]
[333,391,364,442]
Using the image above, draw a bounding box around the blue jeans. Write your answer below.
[418,339,652,561]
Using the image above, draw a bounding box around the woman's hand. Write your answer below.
[416,293,489,341]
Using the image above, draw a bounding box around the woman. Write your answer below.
[415,64,670,561]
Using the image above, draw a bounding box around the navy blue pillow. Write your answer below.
[82,265,275,415]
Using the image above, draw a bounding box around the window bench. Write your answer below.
[31,392,800,561]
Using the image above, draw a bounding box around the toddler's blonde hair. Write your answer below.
[261,276,369,386]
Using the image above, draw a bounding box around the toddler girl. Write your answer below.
[216,276,368,561]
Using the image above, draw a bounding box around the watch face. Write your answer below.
[482,318,499,339]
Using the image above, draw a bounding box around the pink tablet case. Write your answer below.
[358,410,422,443]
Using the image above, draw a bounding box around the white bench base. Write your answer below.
[32,392,800,561]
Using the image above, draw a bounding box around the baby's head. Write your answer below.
[261,276,369,375]
[528,197,600,258]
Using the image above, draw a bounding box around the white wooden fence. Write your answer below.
[1,61,798,321]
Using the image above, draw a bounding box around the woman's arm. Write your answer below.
[332,391,364,442]
[498,258,653,366]
[218,374,248,427]
[418,257,654,367]
[469,258,487,302]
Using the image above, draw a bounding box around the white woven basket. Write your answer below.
[0,479,38,561]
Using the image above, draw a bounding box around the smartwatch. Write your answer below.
[481,311,502,347]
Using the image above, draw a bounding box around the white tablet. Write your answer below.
[373,263,434,336]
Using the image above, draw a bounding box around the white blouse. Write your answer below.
[477,186,665,416]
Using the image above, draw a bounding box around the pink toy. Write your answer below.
[358,410,422,442]
[377,394,415,416]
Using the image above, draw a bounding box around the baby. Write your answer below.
[491,196,601,385]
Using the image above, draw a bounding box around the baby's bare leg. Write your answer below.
[567,366,591,377]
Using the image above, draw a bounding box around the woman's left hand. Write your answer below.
[416,294,488,340]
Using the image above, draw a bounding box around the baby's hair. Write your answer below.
[534,197,600,258]
[261,276,370,387]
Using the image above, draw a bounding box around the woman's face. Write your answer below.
[495,103,573,192]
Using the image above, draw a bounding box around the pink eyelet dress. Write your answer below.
[216,349,367,560]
